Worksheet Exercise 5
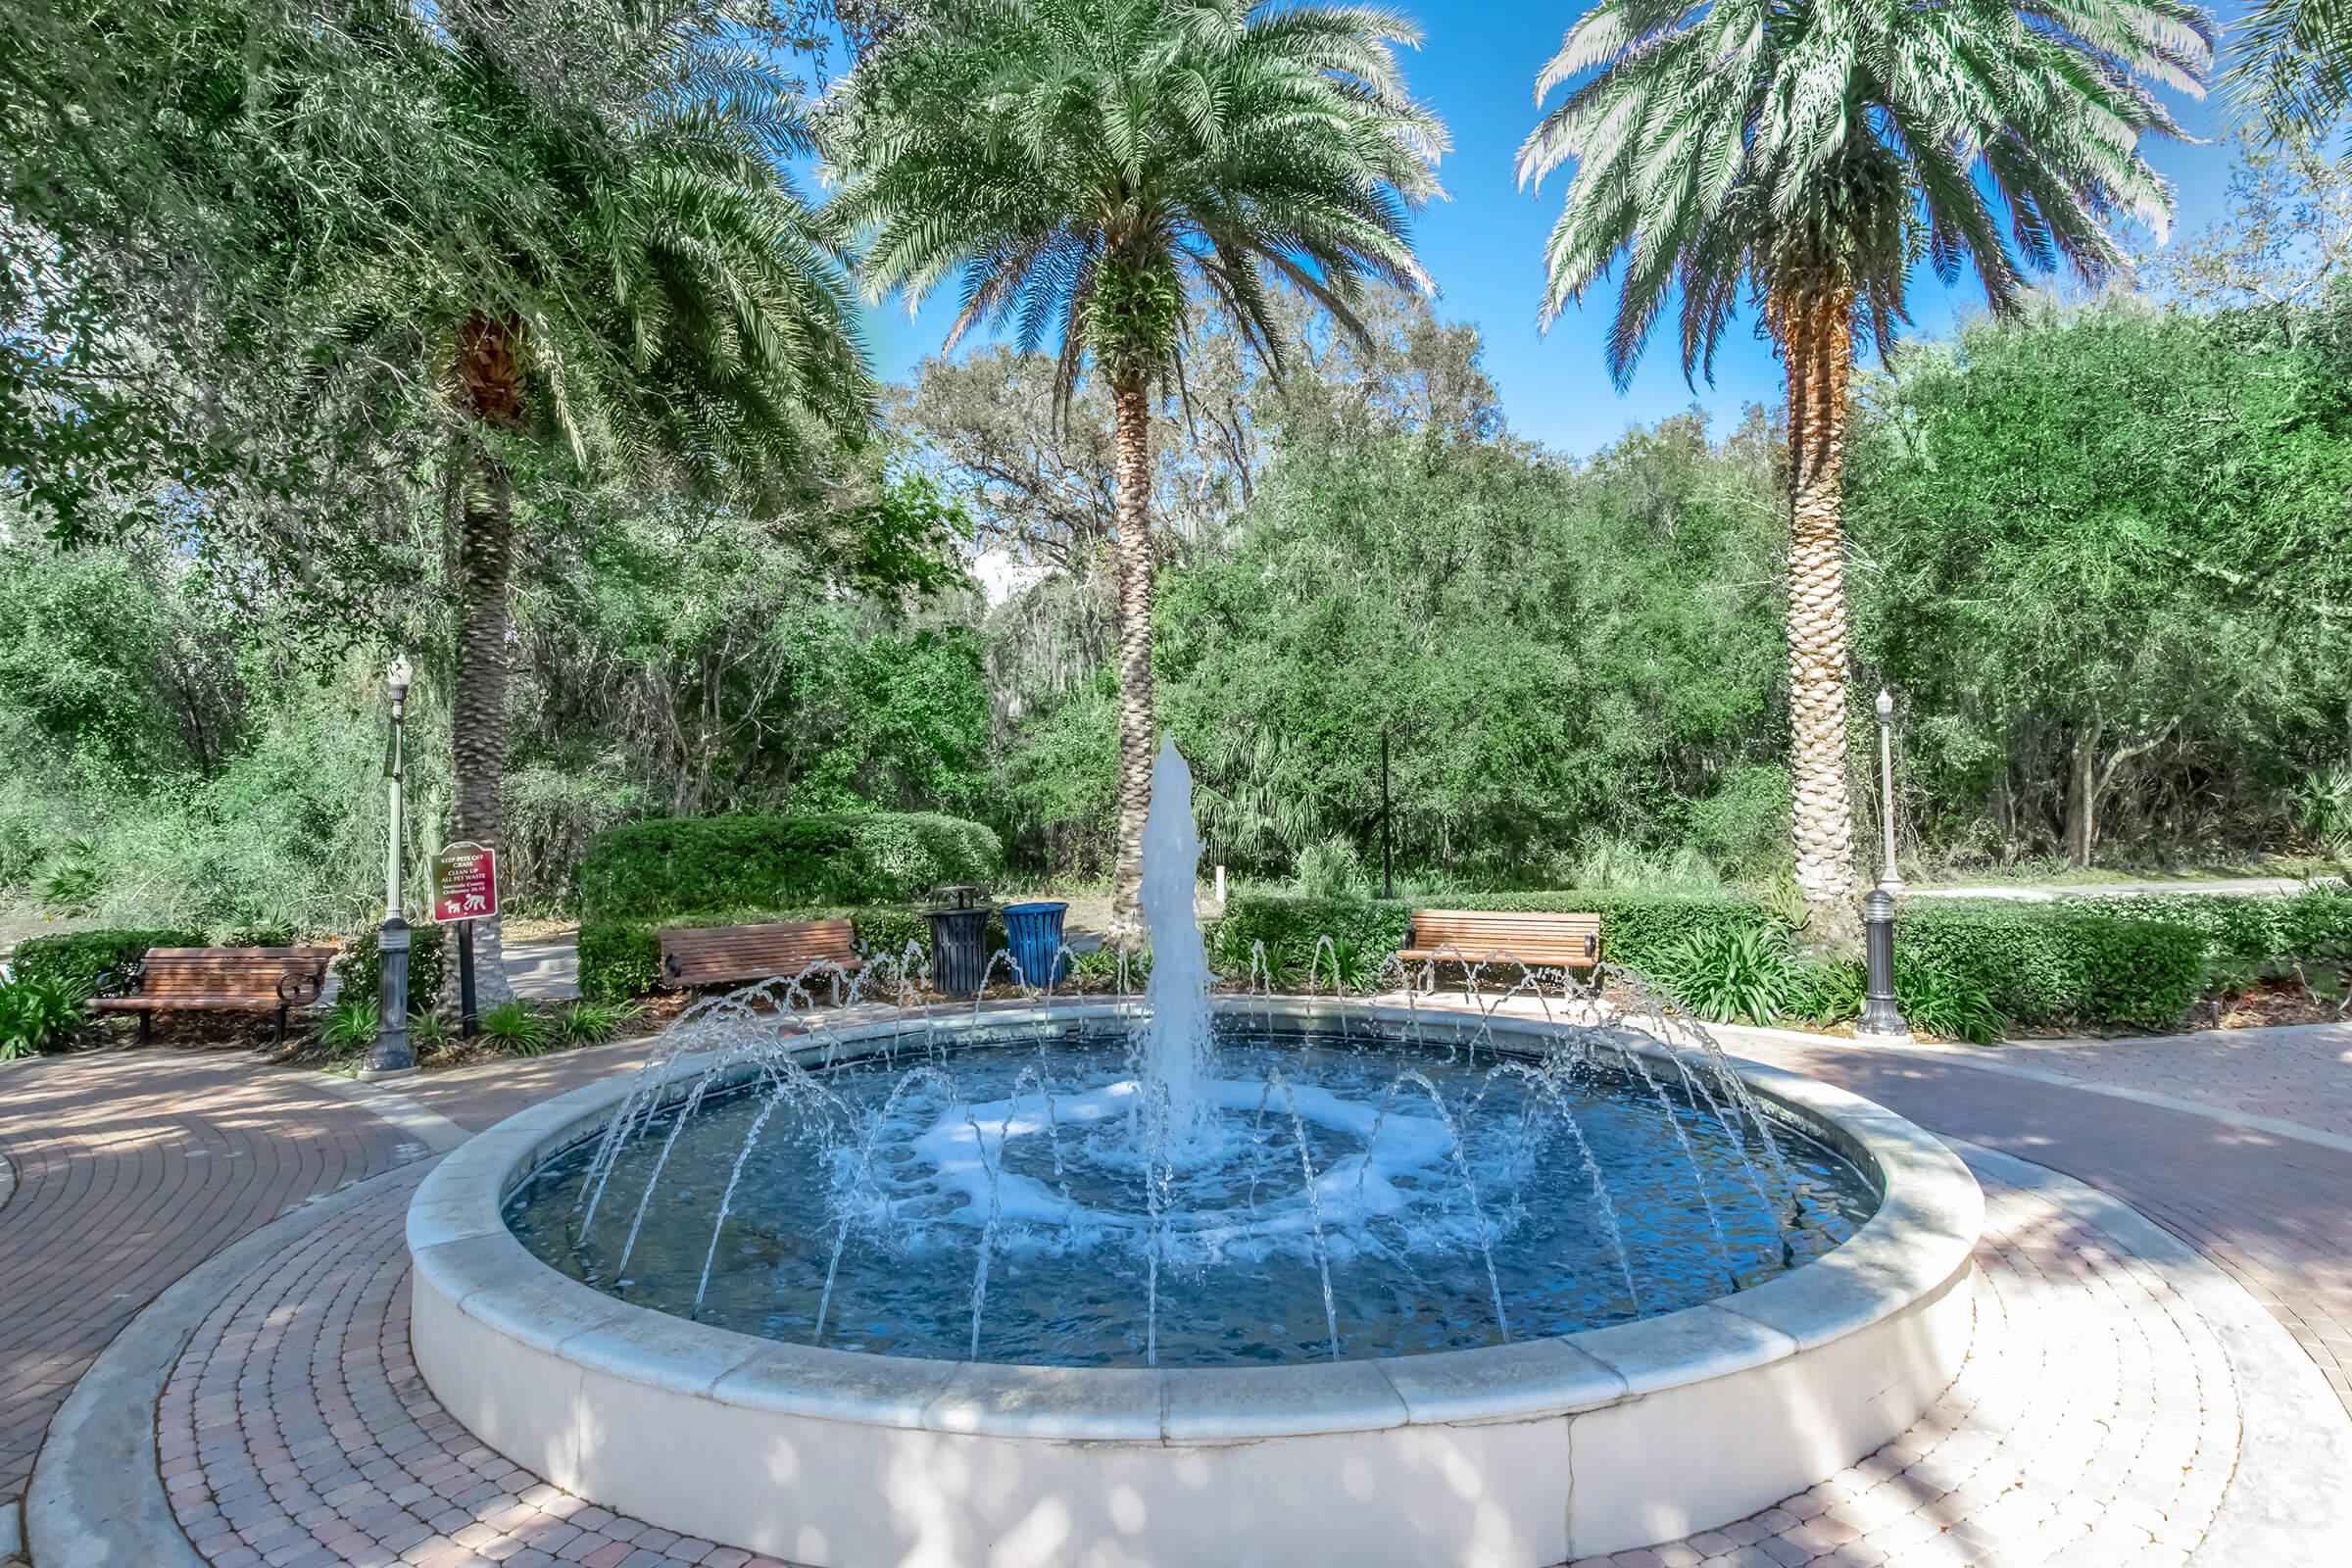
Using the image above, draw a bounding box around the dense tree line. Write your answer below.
[15,276,2343,937]
[4,0,2349,946]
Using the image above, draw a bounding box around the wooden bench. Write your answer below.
[659,919,864,994]
[88,947,334,1045]
[1396,910,1600,982]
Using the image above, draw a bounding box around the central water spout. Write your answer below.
[1139,737,1212,1151]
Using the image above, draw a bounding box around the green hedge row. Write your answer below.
[577,812,1003,922]
[2065,889,2352,967]
[578,906,1011,1003]
[1900,902,2206,1031]
[1205,891,1779,986]
[1211,886,2352,1033]
[9,927,206,994]
[332,924,450,1015]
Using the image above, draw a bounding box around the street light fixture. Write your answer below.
[363,655,415,1076]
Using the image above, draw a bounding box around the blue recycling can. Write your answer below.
[1001,901,1070,989]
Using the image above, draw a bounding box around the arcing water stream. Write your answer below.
[510,742,1874,1368]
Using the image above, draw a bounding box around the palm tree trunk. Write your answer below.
[1780,287,1860,931]
[1107,373,1157,936]
[447,440,517,1006]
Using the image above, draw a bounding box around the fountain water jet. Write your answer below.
[1136,737,1213,1153]
[408,733,1983,1567]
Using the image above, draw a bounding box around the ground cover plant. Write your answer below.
[0,971,85,1058]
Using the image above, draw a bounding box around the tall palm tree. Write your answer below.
[345,0,875,996]
[3,0,873,993]
[1520,0,2209,926]
[2227,0,2352,148]
[824,0,1445,930]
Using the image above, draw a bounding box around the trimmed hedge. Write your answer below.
[2072,888,2352,967]
[578,906,1011,1003]
[1901,901,2204,1030]
[1206,896,1415,984]
[1205,890,1781,986]
[8,927,206,995]
[1435,891,1782,976]
[577,812,1003,922]
[333,924,449,1016]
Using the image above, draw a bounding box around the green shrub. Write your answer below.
[9,926,205,995]
[40,837,105,912]
[1208,895,1414,986]
[577,811,1003,921]
[0,971,87,1057]
[1901,901,2202,1030]
[1295,837,1368,900]
[479,1001,552,1056]
[577,921,662,1003]
[1788,958,1866,1028]
[1650,924,1800,1025]
[1894,956,2005,1045]
[575,906,1008,1002]
[316,996,379,1055]
[554,999,640,1050]
[2082,888,2352,968]
[2295,769,2352,860]
[1684,765,1793,879]
[408,1010,456,1057]
[333,924,448,1016]
[1070,945,1155,985]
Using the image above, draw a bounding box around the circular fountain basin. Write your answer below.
[408,1001,1981,1567]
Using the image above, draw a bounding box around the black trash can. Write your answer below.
[925,892,992,998]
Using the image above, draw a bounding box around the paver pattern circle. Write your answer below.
[162,1152,2238,1568]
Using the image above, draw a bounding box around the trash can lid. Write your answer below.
[933,883,988,908]
[1001,901,1069,916]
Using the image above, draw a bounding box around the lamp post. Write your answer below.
[363,656,415,1076]
[1858,687,1909,1039]
[1874,688,1901,893]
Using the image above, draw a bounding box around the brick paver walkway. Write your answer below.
[1708,1029,2352,1419]
[160,1153,2241,1568]
[1570,1167,2239,1568]
[1975,1023,2352,1140]
[0,1053,419,1509]
[163,1167,793,1568]
[10,1005,2352,1566]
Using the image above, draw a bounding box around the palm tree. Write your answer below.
[363,2,876,996]
[1519,0,2209,926]
[2227,0,2352,148]
[824,0,1445,930]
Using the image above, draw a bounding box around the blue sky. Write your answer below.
[858,1,2248,459]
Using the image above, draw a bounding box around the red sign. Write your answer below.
[429,842,499,924]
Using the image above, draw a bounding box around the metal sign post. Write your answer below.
[428,841,500,1038]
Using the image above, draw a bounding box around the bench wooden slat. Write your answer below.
[1398,910,1600,970]
[659,920,862,989]
[89,946,335,1042]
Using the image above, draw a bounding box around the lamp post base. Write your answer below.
[364,917,414,1075]
[1857,888,1911,1041]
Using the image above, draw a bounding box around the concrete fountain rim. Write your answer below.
[405,997,1983,1444]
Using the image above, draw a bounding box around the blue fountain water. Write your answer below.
[505,741,1877,1369]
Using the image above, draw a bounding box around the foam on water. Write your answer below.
[869,1075,1458,1260]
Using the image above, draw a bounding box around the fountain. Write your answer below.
[408,743,1982,1566]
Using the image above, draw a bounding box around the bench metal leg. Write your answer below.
[138,1010,151,1048]
[273,1006,287,1049]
